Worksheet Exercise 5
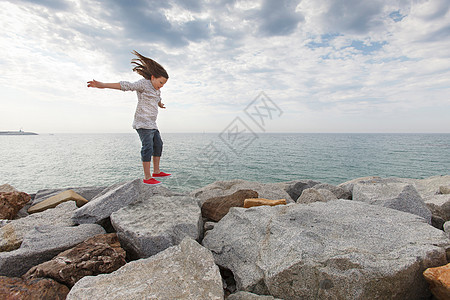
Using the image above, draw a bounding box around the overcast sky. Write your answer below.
[1,0,449,133]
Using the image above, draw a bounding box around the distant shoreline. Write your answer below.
[0,131,38,135]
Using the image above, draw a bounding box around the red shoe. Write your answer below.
[152,172,171,178]
[143,178,161,185]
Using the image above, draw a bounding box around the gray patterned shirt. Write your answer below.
[119,79,161,129]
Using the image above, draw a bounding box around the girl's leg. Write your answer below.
[153,156,161,174]
[137,129,156,179]
[152,130,164,175]
[143,161,152,180]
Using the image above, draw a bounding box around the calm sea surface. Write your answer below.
[1,133,449,194]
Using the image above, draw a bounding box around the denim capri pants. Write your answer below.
[136,129,163,162]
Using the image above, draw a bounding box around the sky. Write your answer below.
[0,0,449,133]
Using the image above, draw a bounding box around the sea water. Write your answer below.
[0,133,449,194]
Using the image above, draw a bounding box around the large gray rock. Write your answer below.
[202,200,449,299]
[297,188,337,204]
[273,180,320,202]
[67,238,223,300]
[71,180,140,224]
[191,180,294,205]
[352,178,432,223]
[407,175,450,224]
[111,195,202,258]
[313,183,352,199]
[338,176,381,193]
[444,221,450,239]
[0,201,77,252]
[403,175,450,198]
[0,224,105,277]
[379,176,450,222]
[71,179,176,225]
[425,194,450,228]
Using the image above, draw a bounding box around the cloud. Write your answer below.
[256,0,305,36]
[13,0,73,10]
[0,0,449,133]
[322,0,384,34]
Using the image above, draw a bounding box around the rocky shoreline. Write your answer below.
[0,131,38,135]
[0,175,449,299]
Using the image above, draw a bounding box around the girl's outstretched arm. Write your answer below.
[87,80,121,90]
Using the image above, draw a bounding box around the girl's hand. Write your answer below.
[87,80,121,90]
[158,101,166,109]
[87,79,103,88]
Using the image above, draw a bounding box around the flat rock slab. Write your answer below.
[191,179,294,205]
[111,195,202,258]
[32,185,106,206]
[0,224,105,277]
[202,200,449,299]
[243,198,286,208]
[28,189,88,214]
[0,201,77,252]
[67,238,224,300]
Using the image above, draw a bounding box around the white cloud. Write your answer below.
[0,0,449,133]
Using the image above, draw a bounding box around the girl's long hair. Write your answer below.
[131,50,169,80]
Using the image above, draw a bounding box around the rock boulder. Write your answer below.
[0,224,105,277]
[67,238,223,300]
[0,276,69,300]
[423,263,450,300]
[352,178,432,223]
[191,179,294,205]
[338,176,380,193]
[273,179,320,202]
[243,198,286,208]
[24,233,126,287]
[0,201,77,252]
[111,195,202,259]
[313,183,352,199]
[28,190,88,214]
[202,200,449,299]
[32,185,106,206]
[0,191,31,219]
[71,180,141,225]
[202,189,258,221]
[72,179,178,225]
[297,188,337,204]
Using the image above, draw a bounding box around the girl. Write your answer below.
[87,50,171,185]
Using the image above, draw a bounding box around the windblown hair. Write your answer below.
[131,50,169,80]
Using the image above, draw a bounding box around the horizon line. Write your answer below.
[8,131,450,135]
